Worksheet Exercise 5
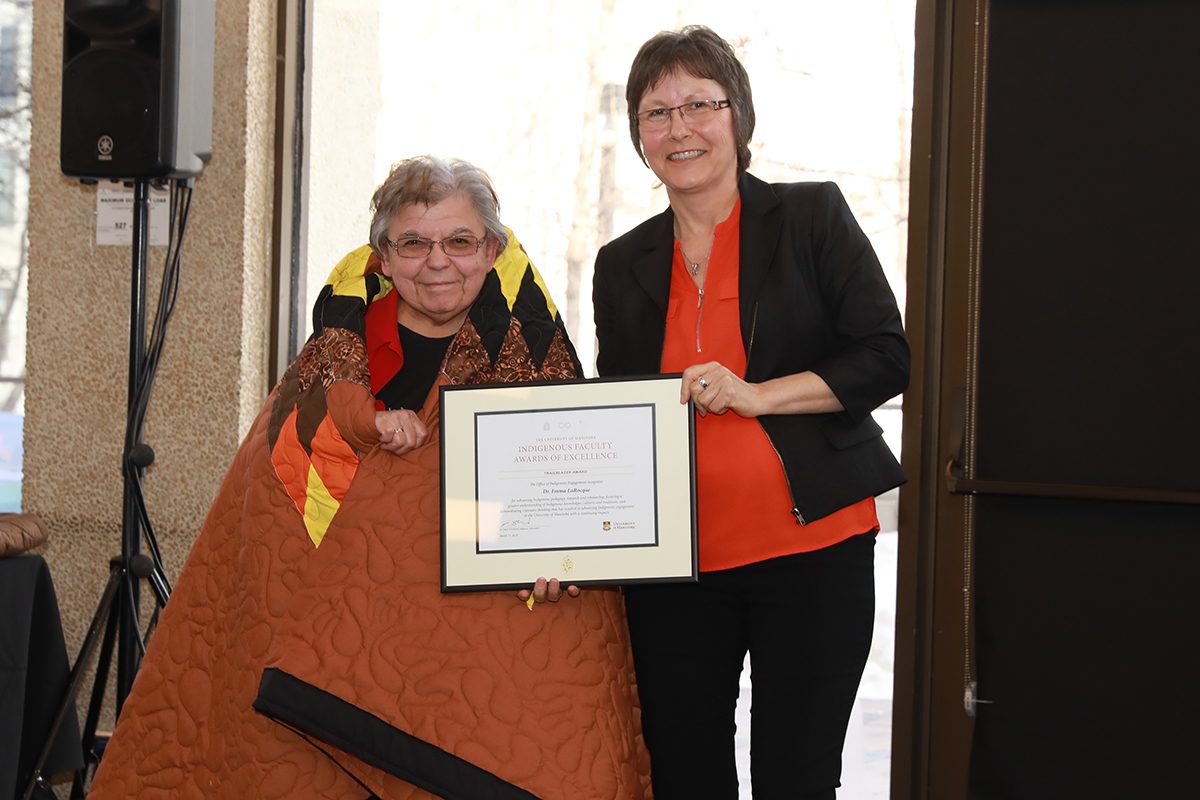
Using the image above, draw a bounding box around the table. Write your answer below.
[0,554,83,798]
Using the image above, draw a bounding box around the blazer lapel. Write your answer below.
[737,173,784,347]
[631,207,675,314]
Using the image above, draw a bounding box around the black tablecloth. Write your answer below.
[0,555,83,798]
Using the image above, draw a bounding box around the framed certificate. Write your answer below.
[440,375,697,592]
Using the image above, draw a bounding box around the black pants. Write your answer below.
[624,532,876,800]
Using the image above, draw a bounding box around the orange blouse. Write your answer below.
[660,199,878,572]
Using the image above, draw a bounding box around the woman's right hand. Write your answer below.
[374,409,428,456]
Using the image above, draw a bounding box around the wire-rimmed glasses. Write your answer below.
[385,234,486,259]
[635,99,731,130]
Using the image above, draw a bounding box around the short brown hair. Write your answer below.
[625,25,755,173]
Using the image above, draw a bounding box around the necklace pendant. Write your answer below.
[689,261,700,276]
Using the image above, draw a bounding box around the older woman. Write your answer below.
[593,27,910,799]
[89,157,650,799]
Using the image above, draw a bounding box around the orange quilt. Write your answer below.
[88,241,651,799]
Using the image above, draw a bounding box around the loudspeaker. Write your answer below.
[60,0,216,180]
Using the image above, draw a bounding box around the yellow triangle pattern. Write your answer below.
[494,227,559,318]
[326,245,374,301]
[302,464,339,548]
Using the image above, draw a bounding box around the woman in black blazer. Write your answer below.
[592,26,909,799]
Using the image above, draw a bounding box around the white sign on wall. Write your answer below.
[95,185,171,246]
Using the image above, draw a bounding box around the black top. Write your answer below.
[376,325,454,411]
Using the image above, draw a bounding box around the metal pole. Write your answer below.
[117,179,150,710]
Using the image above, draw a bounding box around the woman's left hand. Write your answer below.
[681,362,846,418]
[517,577,581,606]
[681,361,766,418]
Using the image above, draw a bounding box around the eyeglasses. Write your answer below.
[635,99,731,130]
[385,233,486,258]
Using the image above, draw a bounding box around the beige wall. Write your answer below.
[24,0,277,724]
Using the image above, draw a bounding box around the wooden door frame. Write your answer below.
[893,0,990,797]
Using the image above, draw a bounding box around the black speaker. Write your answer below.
[61,0,215,180]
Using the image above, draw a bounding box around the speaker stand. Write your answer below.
[21,179,173,799]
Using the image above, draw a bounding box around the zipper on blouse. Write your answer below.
[695,288,705,352]
[762,422,805,525]
[743,302,799,518]
[746,302,759,363]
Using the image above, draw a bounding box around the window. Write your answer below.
[0,2,28,512]
[292,3,913,794]
[0,150,15,225]
[0,24,18,102]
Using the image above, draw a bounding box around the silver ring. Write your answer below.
[393,427,404,435]
[698,377,710,390]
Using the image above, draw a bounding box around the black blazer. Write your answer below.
[593,173,909,524]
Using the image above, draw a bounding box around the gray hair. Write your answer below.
[369,156,509,257]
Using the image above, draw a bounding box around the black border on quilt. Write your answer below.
[254,667,541,800]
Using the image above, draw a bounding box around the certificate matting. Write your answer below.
[440,375,697,591]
